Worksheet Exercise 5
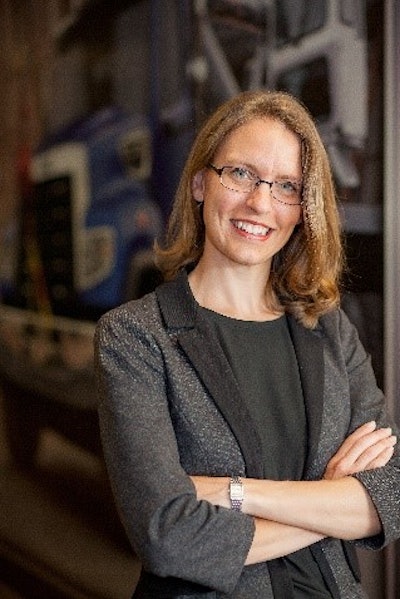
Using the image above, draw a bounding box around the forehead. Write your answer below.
[214,117,302,172]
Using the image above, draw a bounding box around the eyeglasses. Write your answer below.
[207,163,303,206]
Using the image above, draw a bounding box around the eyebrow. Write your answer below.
[220,160,302,182]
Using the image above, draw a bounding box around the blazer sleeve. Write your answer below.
[94,300,255,594]
[334,309,400,549]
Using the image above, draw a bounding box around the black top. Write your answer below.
[202,308,333,598]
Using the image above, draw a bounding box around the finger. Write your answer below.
[325,432,396,479]
[333,427,393,466]
[365,446,395,470]
[350,435,397,472]
[334,435,397,477]
[330,421,377,461]
[347,428,394,462]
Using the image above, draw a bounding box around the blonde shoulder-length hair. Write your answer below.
[155,90,344,329]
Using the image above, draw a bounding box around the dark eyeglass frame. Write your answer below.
[207,163,304,206]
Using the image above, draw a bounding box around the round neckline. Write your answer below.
[199,305,286,325]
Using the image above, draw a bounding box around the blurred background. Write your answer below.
[0,1,399,597]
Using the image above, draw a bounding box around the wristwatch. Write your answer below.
[229,476,244,511]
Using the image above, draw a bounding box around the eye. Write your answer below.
[276,180,300,195]
[229,166,255,181]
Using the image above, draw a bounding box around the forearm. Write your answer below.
[244,476,381,540]
[193,473,380,541]
[245,517,325,565]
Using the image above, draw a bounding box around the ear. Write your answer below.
[192,170,206,202]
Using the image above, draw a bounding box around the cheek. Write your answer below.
[202,202,222,235]
[279,207,302,229]
[203,190,237,222]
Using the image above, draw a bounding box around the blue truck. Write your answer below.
[2,106,162,318]
[0,107,163,465]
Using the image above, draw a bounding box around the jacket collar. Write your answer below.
[156,270,325,478]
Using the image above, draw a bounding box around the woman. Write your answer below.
[95,90,399,598]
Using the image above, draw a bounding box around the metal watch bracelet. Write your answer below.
[229,476,244,511]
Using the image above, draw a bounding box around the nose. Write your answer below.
[245,181,274,213]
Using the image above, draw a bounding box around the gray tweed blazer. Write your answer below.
[95,270,400,599]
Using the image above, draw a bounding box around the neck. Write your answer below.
[188,260,282,321]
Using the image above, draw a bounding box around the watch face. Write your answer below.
[230,482,244,500]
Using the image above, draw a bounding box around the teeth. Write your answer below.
[234,220,270,236]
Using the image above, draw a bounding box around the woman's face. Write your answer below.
[192,117,303,276]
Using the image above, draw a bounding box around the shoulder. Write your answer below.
[317,308,371,374]
[94,290,165,352]
[289,307,358,347]
[287,308,364,369]
[97,291,160,330]
[95,270,192,349]
[318,307,361,346]
[318,307,354,334]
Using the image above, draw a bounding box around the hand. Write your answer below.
[324,421,397,480]
[190,475,231,508]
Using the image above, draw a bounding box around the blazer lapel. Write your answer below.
[287,315,325,477]
[156,272,326,479]
[156,272,264,478]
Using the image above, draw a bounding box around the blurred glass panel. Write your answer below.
[277,57,331,123]
[276,0,327,45]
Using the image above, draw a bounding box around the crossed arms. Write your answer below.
[191,421,397,564]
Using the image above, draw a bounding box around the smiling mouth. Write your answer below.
[233,220,271,236]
